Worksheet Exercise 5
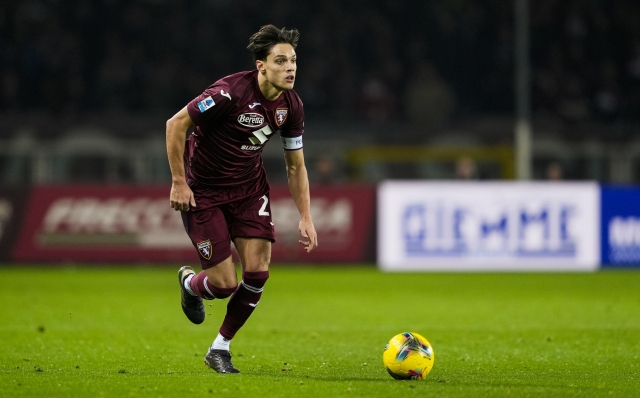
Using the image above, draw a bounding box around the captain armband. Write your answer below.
[282,136,303,151]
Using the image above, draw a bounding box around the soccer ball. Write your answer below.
[383,332,434,380]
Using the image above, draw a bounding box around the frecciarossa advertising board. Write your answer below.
[11,184,375,264]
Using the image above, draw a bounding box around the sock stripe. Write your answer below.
[203,276,215,297]
[241,280,263,294]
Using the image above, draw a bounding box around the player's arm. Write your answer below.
[166,106,196,211]
[284,148,318,252]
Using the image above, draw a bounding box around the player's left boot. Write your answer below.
[204,349,241,373]
[178,266,205,324]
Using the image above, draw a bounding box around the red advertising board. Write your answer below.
[12,184,375,264]
[270,184,376,263]
[12,185,198,263]
[0,186,29,261]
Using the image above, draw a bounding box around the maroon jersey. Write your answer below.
[185,70,304,188]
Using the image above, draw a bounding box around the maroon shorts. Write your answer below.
[181,180,275,269]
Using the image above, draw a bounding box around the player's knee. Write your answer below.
[243,255,271,273]
[203,256,238,287]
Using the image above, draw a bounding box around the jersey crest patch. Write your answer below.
[197,96,215,113]
[275,108,288,126]
[197,240,213,260]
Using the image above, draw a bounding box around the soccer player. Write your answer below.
[165,25,318,374]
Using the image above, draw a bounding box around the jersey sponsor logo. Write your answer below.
[220,89,231,100]
[241,145,261,151]
[249,102,261,109]
[275,108,288,126]
[197,240,212,260]
[248,125,274,145]
[197,96,215,112]
[238,113,265,127]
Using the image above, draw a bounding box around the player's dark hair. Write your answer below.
[247,25,299,61]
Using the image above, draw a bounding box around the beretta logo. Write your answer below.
[237,113,265,127]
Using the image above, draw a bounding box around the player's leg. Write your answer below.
[204,238,270,374]
[181,205,243,373]
[216,188,275,342]
[179,207,238,324]
[204,190,275,374]
[219,237,271,338]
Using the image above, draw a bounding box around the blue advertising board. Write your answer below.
[601,186,640,266]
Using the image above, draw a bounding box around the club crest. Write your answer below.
[197,240,212,260]
[275,108,288,126]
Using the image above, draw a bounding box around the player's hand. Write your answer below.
[170,181,196,212]
[298,217,318,253]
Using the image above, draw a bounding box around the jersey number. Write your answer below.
[259,195,270,216]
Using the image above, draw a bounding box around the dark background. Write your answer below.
[1,0,640,182]
[2,1,639,125]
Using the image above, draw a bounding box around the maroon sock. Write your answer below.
[189,271,237,300]
[219,270,269,339]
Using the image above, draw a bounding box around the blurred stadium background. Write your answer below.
[1,0,640,266]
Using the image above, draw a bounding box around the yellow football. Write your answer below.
[383,332,435,380]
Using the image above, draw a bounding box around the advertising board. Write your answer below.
[12,184,375,264]
[601,186,640,266]
[12,185,196,263]
[378,182,600,271]
[0,187,29,261]
[270,185,375,263]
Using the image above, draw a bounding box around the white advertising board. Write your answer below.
[378,182,600,271]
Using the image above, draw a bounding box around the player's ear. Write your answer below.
[256,60,266,74]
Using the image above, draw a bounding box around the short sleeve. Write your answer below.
[280,93,304,138]
[186,82,235,126]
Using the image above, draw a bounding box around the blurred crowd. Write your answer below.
[1,0,640,124]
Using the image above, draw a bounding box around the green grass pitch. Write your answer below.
[0,266,638,397]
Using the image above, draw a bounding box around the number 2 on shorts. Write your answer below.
[258,195,270,216]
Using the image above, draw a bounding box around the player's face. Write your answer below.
[260,43,297,91]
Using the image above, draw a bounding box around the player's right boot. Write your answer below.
[204,349,241,374]
[178,266,205,324]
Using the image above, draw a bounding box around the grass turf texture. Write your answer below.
[0,266,638,398]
